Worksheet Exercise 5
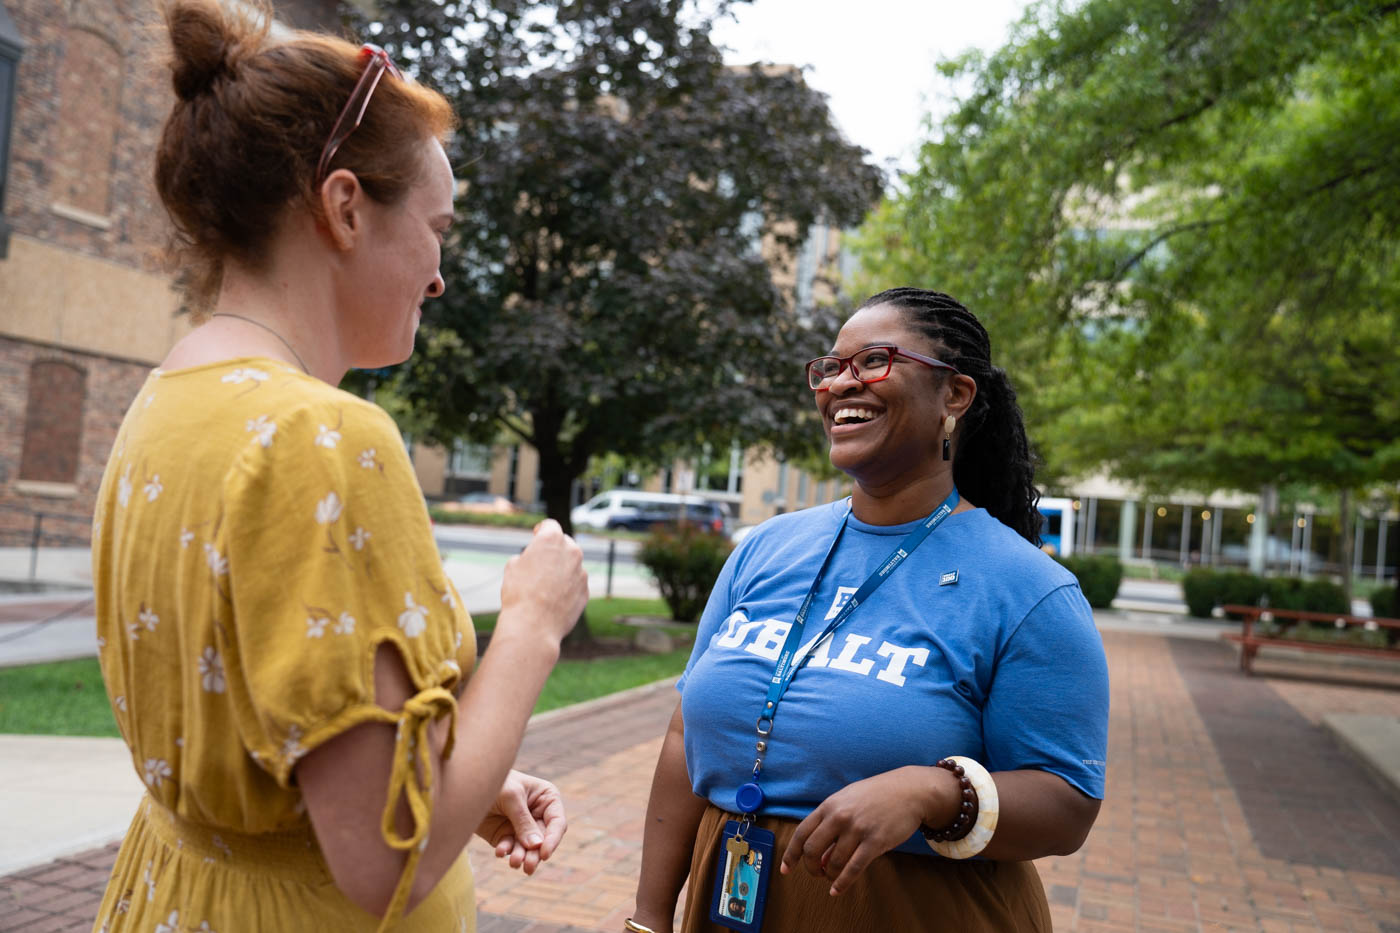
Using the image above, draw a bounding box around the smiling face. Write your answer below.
[817,302,971,491]
[344,137,456,368]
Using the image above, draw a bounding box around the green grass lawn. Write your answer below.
[0,597,691,736]
[0,657,119,737]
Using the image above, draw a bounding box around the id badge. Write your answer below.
[710,820,775,932]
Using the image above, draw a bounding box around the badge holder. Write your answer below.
[710,819,775,932]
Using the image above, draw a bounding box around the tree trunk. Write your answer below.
[534,443,593,646]
[1339,488,1354,606]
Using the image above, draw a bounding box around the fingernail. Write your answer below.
[526,833,542,846]
[829,886,839,897]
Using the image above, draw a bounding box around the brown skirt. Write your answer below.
[680,805,1052,933]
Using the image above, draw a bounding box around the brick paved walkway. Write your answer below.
[3,630,1398,932]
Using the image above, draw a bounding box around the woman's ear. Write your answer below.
[946,373,977,420]
[319,169,364,251]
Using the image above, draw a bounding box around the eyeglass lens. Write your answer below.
[808,347,894,389]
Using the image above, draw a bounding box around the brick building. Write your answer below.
[0,0,341,550]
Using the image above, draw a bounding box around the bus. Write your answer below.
[1037,497,1076,557]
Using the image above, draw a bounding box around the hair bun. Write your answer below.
[163,0,252,101]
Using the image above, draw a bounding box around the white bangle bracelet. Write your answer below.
[924,755,999,860]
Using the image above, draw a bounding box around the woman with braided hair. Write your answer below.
[627,288,1108,932]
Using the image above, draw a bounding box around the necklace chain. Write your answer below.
[210,313,310,374]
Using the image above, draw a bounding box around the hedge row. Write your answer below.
[1181,569,1348,619]
[1371,583,1399,619]
[1053,554,1123,609]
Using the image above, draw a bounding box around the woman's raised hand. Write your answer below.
[498,519,589,644]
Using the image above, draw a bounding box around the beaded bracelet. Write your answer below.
[920,755,999,860]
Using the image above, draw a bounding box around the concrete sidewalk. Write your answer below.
[5,620,1400,932]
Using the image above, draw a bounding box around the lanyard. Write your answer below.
[733,489,960,815]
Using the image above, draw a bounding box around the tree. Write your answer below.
[357,0,883,537]
[851,0,1400,593]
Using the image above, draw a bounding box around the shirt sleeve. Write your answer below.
[981,583,1110,798]
[213,393,469,929]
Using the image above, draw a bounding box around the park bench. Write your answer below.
[1221,604,1400,675]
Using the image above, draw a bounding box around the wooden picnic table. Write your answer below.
[1220,604,1400,674]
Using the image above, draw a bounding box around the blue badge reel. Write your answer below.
[710,820,775,932]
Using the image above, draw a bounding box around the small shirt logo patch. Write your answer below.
[939,571,959,586]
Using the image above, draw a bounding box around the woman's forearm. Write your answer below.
[631,701,706,932]
[411,623,563,901]
[969,769,1101,861]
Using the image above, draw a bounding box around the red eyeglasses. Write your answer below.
[806,345,959,390]
[315,44,403,184]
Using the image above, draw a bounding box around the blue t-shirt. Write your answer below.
[677,501,1109,855]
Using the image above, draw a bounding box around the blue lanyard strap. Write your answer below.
[734,490,960,815]
[755,488,960,737]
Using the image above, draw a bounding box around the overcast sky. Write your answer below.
[710,0,1033,175]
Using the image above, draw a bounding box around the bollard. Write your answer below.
[606,538,616,598]
[29,512,44,580]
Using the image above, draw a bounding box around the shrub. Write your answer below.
[1182,569,1220,618]
[638,524,734,622]
[1370,583,1398,620]
[1217,572,1268,619]
[1055,555,1124,609]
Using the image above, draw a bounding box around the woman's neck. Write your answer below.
[849,471,964,525]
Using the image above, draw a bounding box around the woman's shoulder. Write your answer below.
[954,509,1080,592]
[741,501,847,548]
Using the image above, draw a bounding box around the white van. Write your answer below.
[570,489,729,534]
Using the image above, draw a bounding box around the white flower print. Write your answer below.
[315,424,341,449]
[126,621,141,642]
[115,895,130,914]
[455,630,464,650]
[114,695,127,712]
[442,587,456,609]
[155,909,179,932]
[194,921,217,933]
[204,543,228,576]
[245,414,277,447]
[175,737,185,747]
[358,448,378,469]
[144,863,158,902]
[212,835,232,859]
[139,606,159,633]
[143,758,172,789]
[117,465,133,508]
[333,612,356,635]
[348,526,371,550]
[314,492,343,525]
[282,725,306,765]
[306,616,328,638]
[96,635,106,649]
[143,475,163,502]
[180,528,194,548]
[221,368,269,385]
[198,647,225,693]
[398,592,429,638]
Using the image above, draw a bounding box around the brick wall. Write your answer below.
[0,337,147,546]
[2,0,341,273]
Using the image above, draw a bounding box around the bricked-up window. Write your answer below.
[51,29,122,218]
[19,361,86,484]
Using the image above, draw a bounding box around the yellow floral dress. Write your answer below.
[90,358,477,932]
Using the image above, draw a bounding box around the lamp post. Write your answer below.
[0,3,24,259]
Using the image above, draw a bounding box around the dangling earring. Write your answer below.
[943,415,956,461]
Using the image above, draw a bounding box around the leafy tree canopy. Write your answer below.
[355,0,883,527]
[852,0,1400,501]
